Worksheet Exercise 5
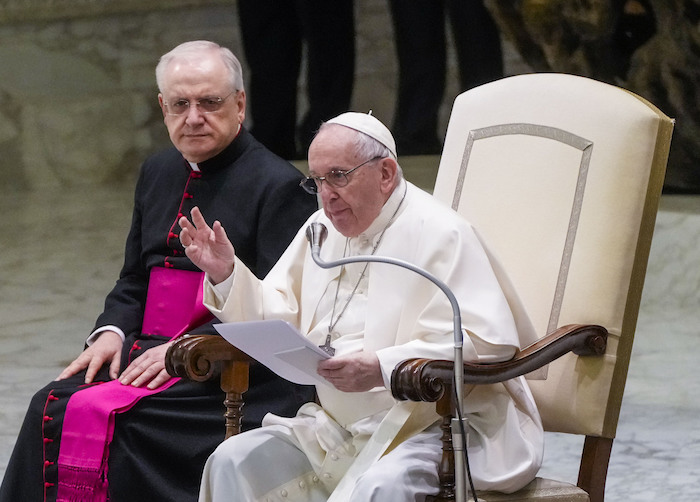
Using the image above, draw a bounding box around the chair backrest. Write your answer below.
[434,73,673,439]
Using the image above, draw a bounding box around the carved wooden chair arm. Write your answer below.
[391,323,608,402]
[166,334,253,438]
[390,324,608,502]
[165,334,249,381]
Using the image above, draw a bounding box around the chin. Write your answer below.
[181,146,217,163]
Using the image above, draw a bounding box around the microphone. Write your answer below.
[305,222,471,501]
[305,222,328,258]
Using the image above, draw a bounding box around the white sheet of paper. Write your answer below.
[214,319,331,386]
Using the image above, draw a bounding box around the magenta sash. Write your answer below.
[56,267,213,501]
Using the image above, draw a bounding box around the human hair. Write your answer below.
[155,40,244,94]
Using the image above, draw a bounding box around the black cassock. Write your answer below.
[0,128,318,502]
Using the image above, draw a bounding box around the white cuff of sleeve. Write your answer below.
[86,325,126,346]
[207,269,235,305]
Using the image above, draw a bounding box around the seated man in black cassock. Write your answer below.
[0,40,317,502]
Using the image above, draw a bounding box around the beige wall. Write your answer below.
[0,0,528,190]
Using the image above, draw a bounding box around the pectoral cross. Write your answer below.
[319,333,336,356]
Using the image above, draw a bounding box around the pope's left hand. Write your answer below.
[118,342,173,390]
[317,352,384,392]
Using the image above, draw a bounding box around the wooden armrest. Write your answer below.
[391,323,607,402]
[166,334,254,437]
[165,333,252,382]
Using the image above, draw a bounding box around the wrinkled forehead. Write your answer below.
[308,126,360,174]
[161,54,229,95]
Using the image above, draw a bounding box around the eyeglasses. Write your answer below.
[299,156,383,194]
[163,91,237,115]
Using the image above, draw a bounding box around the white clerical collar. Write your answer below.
[186,124,240,172]
[355,178,408,242]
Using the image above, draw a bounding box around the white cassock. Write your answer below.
[199,180,544,502]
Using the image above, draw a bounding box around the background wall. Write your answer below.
[0,0,695,192]
[0,0,496,190]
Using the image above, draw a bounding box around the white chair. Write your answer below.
[392,73,674,501]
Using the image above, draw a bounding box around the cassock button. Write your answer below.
[279,489,288,497]
[323,472,332,479]
[299,481,306,489]
[330,453,339,461]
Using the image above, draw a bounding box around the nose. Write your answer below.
[319,180,338,202]
[184,104,205,124]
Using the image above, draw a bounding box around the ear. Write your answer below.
[158,94,167,118]
[234,90,246,125]
[378,157,399,195]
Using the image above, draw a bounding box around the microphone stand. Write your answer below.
[306,222,472,501]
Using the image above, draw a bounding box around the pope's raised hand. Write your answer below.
[179,206,236,284]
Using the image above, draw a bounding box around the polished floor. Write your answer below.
[1,175,698,500]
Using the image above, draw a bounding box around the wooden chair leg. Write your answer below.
[426,391,456,502]
[219,360,250,439]
[165,335,253,439]
[578,436,613,502]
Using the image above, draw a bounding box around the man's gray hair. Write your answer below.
[317,122,404,178]
[155,40,244,94]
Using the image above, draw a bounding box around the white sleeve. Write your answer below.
[86,325,126,346]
